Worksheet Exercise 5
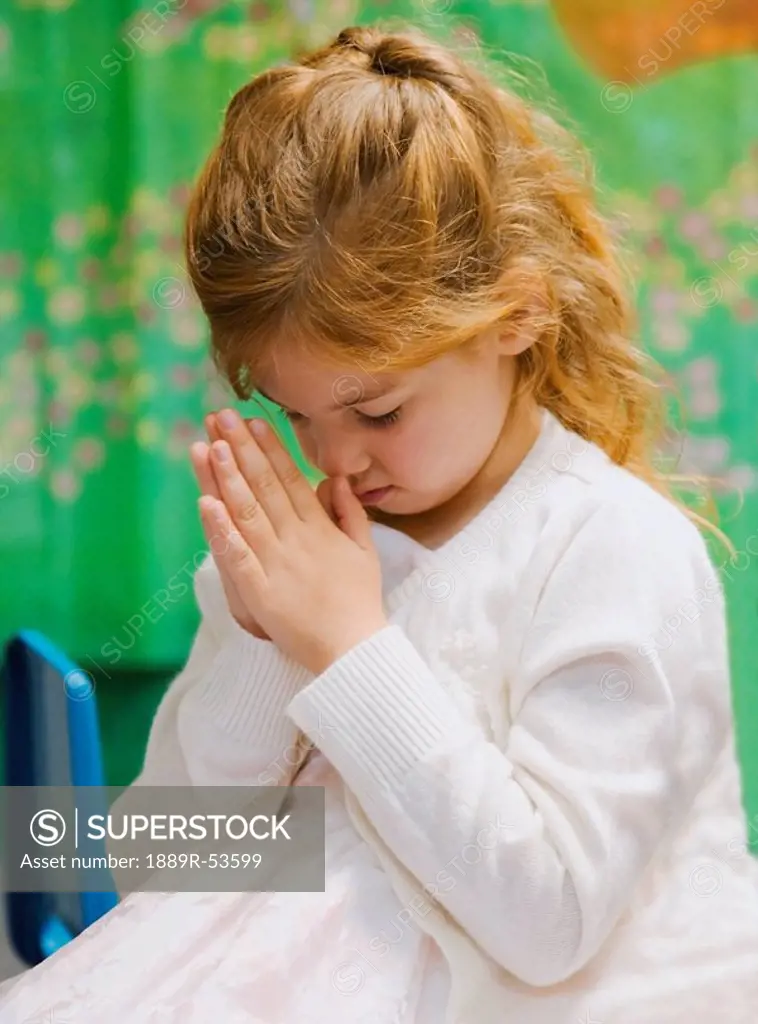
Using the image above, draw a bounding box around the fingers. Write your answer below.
[192,415,268,624]
[213,408,321,528]
[196,411,246,500]
[195,492,247,614]
[205,412,222,444]
[316,477,339,526]
[189,441,221,501]
[191,433,254,627]
[242,415,325,523]
[197,494,265,605]
[207,438,279,553]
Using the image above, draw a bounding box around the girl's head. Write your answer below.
[235,329,528,515]
[185,22,732,550]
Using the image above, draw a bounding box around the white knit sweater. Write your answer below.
[132,406,758,1023]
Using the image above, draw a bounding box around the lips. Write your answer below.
[354,486,393,505]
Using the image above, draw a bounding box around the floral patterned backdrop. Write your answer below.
[1,1,757,804]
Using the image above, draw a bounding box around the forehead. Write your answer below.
[253,345,481,412]
[255,348,404,408]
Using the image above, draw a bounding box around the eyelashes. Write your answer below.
[361,407,402,428]
[282,407,402,429]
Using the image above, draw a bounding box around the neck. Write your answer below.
[369,394,543,549]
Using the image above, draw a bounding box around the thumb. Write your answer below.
[333,477,373,547]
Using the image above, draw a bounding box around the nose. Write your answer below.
[309,426,371,480]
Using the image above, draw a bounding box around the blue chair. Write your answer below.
[1,629,119,966]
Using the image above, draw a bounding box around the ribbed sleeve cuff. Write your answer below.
[192,621,313,747]
[286,623,466,795]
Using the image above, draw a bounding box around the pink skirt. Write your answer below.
[0,752,451,1024]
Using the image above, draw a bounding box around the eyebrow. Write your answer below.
[255,381,397,413]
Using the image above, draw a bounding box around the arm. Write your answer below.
[286,499,732,986]
[126,553,313,789]
[107,553,313,893]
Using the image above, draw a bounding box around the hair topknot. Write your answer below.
[325,24,460,86]
[333,25,384,62]
[184,21,734,559]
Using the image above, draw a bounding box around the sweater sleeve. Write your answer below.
[129,553,313,789]
[286,498,732,986]
[107,553,313,894]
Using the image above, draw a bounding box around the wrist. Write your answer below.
[308,617,390,675]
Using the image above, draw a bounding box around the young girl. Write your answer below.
[4,21,758,1024]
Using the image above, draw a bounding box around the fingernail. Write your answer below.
[218,409,237,430]
[250,418,267,438]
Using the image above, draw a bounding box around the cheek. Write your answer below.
[380,420,450,480]
[392,404,500,482]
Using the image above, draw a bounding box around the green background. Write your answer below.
[0,1,756,848]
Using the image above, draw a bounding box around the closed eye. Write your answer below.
[358,407,402,428]
[282,407,402,429]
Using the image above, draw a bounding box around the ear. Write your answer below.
[497,323,539,357]
[496,270,549,357]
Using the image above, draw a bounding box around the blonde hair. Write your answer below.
[184,21,736,563]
